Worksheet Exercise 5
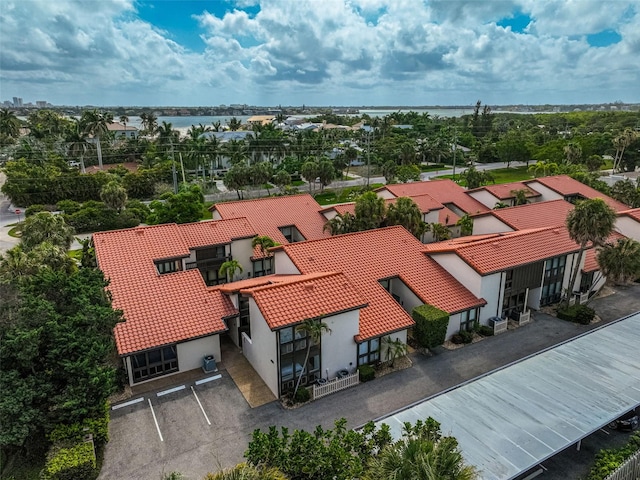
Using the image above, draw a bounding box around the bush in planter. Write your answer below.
[557,304,595,325]
[459,330,474,344]
[412,304,450,349]
[42,441,97,480]
[478,325,494,337]
[451,334,464,344]
[293,387,311,403]
[358,364,375,382]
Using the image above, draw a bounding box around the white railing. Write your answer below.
[519,310,531,326]
[569,296,576,306]
[493,318,508,335]
[579,292,589,304]
[312,371,359,400]
[604,449,640,480]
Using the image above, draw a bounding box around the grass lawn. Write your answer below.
[291,180,306,187]
[7,224,21,238]
[434,165,534,186]
[201,201,214,220]
[314,183,385,206]
[419,163,447,172]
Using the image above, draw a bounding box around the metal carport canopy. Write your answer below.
[374,312,640,480]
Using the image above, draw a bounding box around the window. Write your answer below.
[278,327,319,394]
[541,255,567,305]
[196,245,226,261]
[155,259,182,274]
[278,225,305,243]
[203,268,226,286]
[580,271,595,293]
[239,296,250,338]
[460,308,479,332]
[253,257,273,277]
[131,345,178,383]
[358,338,380,366]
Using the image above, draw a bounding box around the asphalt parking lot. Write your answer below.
[100,284,640,480]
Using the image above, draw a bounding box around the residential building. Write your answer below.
[467,181,541,208]
[471,199,575,234]
[107,121,139,139]
[524,175,629,211]
[615,208,640,241]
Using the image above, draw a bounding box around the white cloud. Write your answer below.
[1,0,638,106]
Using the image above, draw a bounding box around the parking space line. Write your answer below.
[191,386,211,426]
[195,374,222,385]
[156,385,185,397]
[148,399,163,442]
[111,397,144,410]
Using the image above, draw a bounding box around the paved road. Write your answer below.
[99,284,640,480]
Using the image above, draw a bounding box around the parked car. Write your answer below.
[609,407,639,431]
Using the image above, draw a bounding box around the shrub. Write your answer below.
[412,304,450,348]
[358,364,375,382]
[42,441,97,480]
[451,334,464,344]
[293,387,311,403]
[25,204,47,216]
[56,200,82,215]
[459,330,474,344]
[557,304,595,325]
[478,325,494,337]
[49,402,110,446]
[587,431,640,480]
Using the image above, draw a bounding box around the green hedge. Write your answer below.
[557,304,595,325]
[358,364,375,382]
[42,441,97,480]
[49,402,110,445]
[412,304,450,348]
[587,431,640,480]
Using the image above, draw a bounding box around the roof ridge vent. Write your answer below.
[492,242,499,247]
[304,282,314,290]
[135,228,144,235]
[553,228,560,234]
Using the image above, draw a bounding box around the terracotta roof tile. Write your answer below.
[279,226,485,341]
[94,222,247,355]
[211,194,330,245]
[377,179,490,214]
[526,175,629,211]
[241,272,367,330]
[425,227,583,275]
[583,248,599,273]
[470,182,541,200]
[178,217,256,248]
[618,207,640,222]
[478,199,575,230]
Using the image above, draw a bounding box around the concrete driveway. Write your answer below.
[100,284,640,480]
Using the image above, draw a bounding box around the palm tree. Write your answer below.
[597,238,640,285]
[563,142,582,165]
[528,160,558,178]
[0,246,36,282]
[565,198,616,305]
[386,197,426,239]
[0,108,21,140]
[20,212,75,252]
[157,121,179,157]
[364,418,477,480]
[456,214,473,236]
[510,189,530,206]
[219,259,243,283]
[293,317,331,399]
[140,112,158,135]
[251,235,277,257]
[100,181,128,212]
[612,128,637,173]
[323,212,358,235]
[382,337,408,368]
[80,109,112,170]
[429,222,451,242]
[227,117,243,131]
[355,191,386,231]
[66,118,89,173]
[119,114,129,131]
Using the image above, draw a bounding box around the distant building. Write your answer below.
[36,101,47,108]
[12,97,22,107]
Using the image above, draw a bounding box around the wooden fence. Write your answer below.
[312,372,359,400]
[604,449,640,480]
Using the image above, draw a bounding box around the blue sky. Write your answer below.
[1,0,639,107]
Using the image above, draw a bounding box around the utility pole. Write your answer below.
[452,127,457,181]
[366,129,374,187]
[171,143,178,194]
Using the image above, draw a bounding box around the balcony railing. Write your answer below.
[518,310,531,326]
[185,256,230,271]
[312,371,360,400]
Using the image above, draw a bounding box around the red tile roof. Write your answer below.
[178,217,255,248]
[425,227,584,275]
[277,226,485,341]
[618,207,640,222]
[241,272,367,330]
[94,221,254,355]
[583,248,599,273]
[377,179,490,214]
[470,182,541,200]
[525,175,629,211]
[475,199,575,230]
[211,194,330,245]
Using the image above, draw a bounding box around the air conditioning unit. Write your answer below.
[203,355,217,373]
